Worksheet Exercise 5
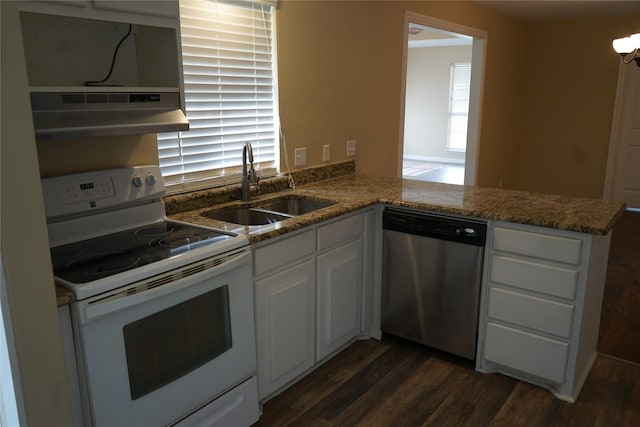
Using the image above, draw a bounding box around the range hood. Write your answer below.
[30,89,189,140]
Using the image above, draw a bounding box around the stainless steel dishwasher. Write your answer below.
[381,208,486,359]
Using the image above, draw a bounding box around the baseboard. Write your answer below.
[403,155,465,165]
[598,352,640,367]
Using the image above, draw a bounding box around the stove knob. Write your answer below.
[146,173,157,185]
[132,175,143,187]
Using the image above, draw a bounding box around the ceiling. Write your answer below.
[475,1,640,22]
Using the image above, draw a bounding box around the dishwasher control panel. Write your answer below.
[383,208,486,246]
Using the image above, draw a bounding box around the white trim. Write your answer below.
[254,0,278,6]
[405,11,487,39]
[404,154,465,165]
[603,61,628,200]
[397,12,410,177]
[230,0,278,6]
[398,10,487,186]
[465,36,486,186]
[409,37,472,49]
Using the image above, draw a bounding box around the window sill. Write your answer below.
[165,167,278,196]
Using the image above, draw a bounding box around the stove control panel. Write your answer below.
[42,166,165,219]
[64,175,116,204]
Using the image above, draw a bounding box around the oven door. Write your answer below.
[71,247,256,426]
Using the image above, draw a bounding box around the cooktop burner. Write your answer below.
[51,221,234,284]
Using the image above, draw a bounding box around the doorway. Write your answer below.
[399,12,486,186]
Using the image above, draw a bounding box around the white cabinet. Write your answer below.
[253,229,315,277]
[255,260,315,399]
[487,287,575,338]
[254,229,315,399]
[477,221,612,401]
[18,1,181,89]
[483,322,569,384]
[316,215,364,360]
[253,210,371,401]
[20,1,179,23]
[91,0,179,18]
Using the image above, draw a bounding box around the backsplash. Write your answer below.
[164,160,355,215]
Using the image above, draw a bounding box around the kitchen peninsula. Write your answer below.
[164,160,624,403]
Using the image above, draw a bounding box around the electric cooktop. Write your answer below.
[50,220,234,284]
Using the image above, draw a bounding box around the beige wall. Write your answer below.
[37,134,159,177]
[276,1,640,197]
[276,0,527,188]
[276,0,396,174]
[516,15,640,198]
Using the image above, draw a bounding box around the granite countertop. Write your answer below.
[168,173,626,244]
[56,285,74,306]
[56,165,625,306]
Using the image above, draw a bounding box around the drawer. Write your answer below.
[317,213,364,251]
[493,226,583,265]
[484,322,569,384]
[491,255,579,300]
[488,287,575,338]
[254,229,315,276]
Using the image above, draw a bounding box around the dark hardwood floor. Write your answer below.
[598,209,640,364]
[254,336,640,426]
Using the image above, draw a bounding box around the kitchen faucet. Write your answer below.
[241,141,260,202]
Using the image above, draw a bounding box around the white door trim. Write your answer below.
[398,11,487,185]
[604,61,629,200]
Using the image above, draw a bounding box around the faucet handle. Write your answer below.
[248,168,260,186]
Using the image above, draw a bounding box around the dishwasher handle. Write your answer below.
[383,209,486,246]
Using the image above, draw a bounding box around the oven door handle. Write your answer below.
[81,249,251,323]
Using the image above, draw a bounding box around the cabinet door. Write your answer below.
[91,0,179,19]
[316,239,362,360]
[484,322,569,384]
[255,260,315,400]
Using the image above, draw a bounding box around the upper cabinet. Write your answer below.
[17,1,188,139]
[20,1,180,23]
[19,1,181,89]
[91,1,179,19]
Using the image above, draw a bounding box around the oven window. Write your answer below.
[123,286,232,400]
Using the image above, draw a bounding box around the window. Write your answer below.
[447,62,471,152]
[158,0,278,193]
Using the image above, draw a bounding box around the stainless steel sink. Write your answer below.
[203,197,336,226]
[258,197,335,216]
[203,207,291,226]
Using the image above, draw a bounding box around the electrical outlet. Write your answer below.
[323,144,331,162]
[294,147,307,166]
[346,140,356,157]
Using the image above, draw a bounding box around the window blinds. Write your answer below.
[158,0,277,191]
[448,62,471,152]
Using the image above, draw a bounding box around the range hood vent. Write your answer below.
[30,89,189,140]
